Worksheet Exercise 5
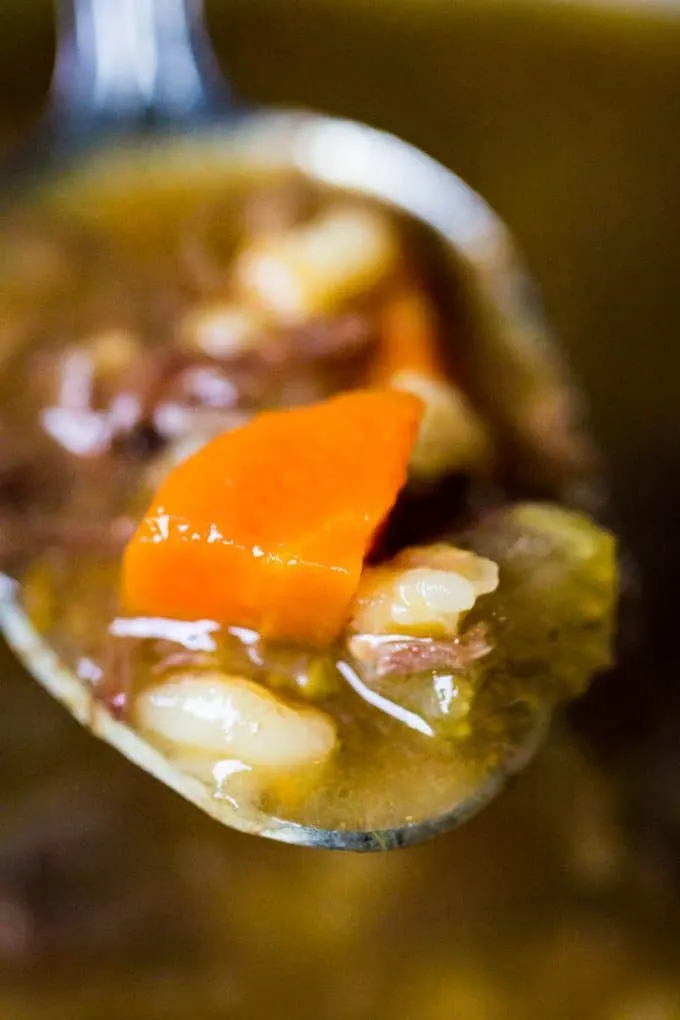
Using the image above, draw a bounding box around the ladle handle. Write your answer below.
[51,0,230,134]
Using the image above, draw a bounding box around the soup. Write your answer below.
[0,145,616,835]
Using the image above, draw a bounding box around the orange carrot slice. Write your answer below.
[369,283,447,384]
[121,390,423,645]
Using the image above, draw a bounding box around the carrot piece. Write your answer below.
[368,283,447,384]
[121,390,423,645]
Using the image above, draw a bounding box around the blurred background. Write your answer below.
[1,1,680,1017]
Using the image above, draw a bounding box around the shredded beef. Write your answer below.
[349,623,492,679]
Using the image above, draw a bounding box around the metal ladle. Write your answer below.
[0,0,593,850]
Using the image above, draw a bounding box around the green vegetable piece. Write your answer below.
[467,502,617,702]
